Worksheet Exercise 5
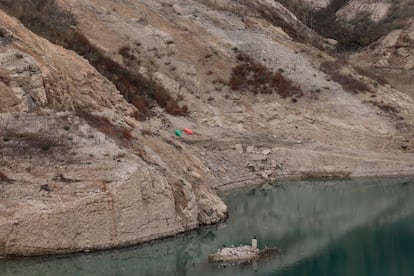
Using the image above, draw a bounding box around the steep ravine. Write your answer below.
[1,0,414,257]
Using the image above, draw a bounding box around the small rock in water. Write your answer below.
[261,170,273,179]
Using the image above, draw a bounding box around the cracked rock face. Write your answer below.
[0,110,227,257]
[0,49,46,112]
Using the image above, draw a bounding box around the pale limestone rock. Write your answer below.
[336,1,392,23]
[262,149,272,155]
[246,146,255,153]
[232,143,243,153]
[251,154,268,162]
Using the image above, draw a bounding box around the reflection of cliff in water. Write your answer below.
[1,177,414,276]
[0,223,220,276]
[220,177,414,274]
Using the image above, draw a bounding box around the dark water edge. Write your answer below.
[1,176,414,276]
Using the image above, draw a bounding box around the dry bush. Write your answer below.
[0,171,12,183]
[118,46,133,60]
[154,89,188,116]
[0,26,15,46]
[165,100,188,116]
[0,0,75,46]
[141,129,153,136]
[354,67,388,86]
[320,61,370,93]
[131,98,151,120]
[79,112,135,142]
[2,129,63,156]
[80,113,132,140]
[0,68,10,85]
[122,128,133,140]
[366,101,399,114]
[228,53,303,99]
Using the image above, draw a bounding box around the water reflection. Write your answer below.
[1,177,414,276]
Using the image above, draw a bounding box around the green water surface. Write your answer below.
[2,177,414,276]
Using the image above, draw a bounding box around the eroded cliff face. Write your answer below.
[0,10,226,257]
[1,0,414,257]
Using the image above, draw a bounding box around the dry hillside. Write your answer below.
[0,0,413,257]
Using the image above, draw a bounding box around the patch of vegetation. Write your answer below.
[79,112,134,142]
[366,101,399,115]
[0,68,10,85]
[0,171,13,183]
[0,26,15,46]
[354,66,388,86]
[228,53,303,99]
[118,46,136,62]
[1,129,62,153]
[0,0,188,119]
[0,0,76,46]
[320,61,370,93]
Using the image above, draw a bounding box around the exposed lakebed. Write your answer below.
[2,176,414,275]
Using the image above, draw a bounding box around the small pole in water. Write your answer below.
[252,235,257,251]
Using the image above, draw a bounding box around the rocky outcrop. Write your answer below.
[350,19,414,97]
[0,10,227,257]
[336,0,393,22]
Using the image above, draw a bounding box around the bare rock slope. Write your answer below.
[0,10,226,257]
[1,0,414,256]
[336,0,393,22]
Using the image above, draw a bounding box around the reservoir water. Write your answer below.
[2,177,414,275]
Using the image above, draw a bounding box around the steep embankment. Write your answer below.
[0,9,226,257]
[350,18,414,96]
[326,0,414,96]
[1,0,414,256]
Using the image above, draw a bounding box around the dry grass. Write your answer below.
[228,53,303,99]
[354,67,388,86]
[320,61,370,94]
[365,100,402,121]
[1,129,65,158]
[80,113,133,141]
